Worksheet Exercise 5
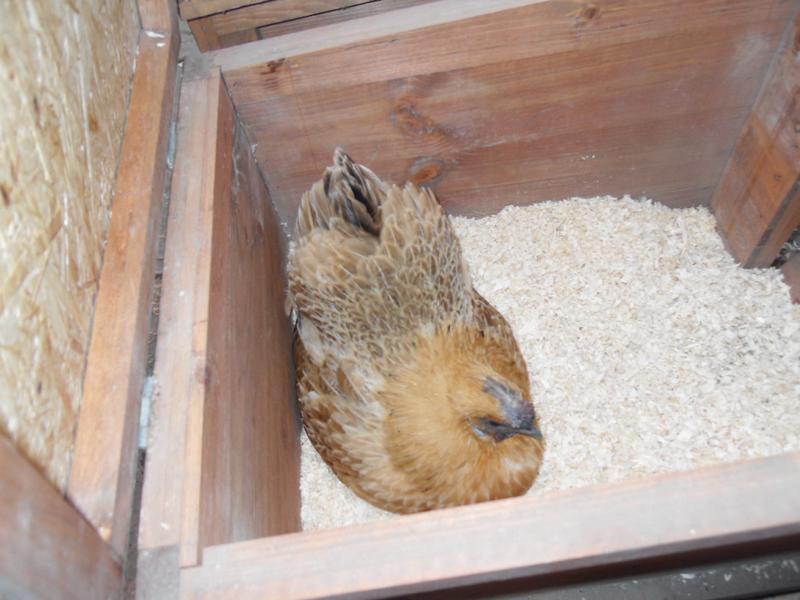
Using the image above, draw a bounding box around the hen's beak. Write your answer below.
[515,424,543,440]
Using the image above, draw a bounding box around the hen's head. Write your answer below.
[381,327,544,509]
[461,376,542,442]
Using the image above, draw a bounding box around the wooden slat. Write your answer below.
[0,435,121,599]
[782,253,800,304]
[256,0,435,40]
[181,452,800,599]
[189,17,224,52]
[214,0,793,230]
[179,0,265,20]
[68,22,179,556]
[710,11,800,268]
[210,0,371,37]
[137,69,300,574]
[139,0,178,32]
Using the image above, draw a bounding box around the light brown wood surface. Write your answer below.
[256,0,435,39]
[711,11,800,268]
[68,22,178,557]
[214,0,795,232]
[0,435,121,599]
[179,0,264,20]
[137,69,300,575]
[181,452,800,599]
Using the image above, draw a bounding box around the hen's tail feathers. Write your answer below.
[296,147,388,239]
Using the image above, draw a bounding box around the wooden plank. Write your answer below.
[208,0,380,37]
[139,0,179,32]
[180,0,265,20]
[189,16,224,52]
[68,24,178,557]
[209,0,539,71]
[710,11,800,268]
[201,71,301,555]
[181,452,800,599]
[137,76,212,590]
[782,253,800,304]
[0,435,121,599]
[137,69,300,574]
[256,0,435,39]
[215,0,793,230]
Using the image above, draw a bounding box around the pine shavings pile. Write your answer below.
[300,196,800,531]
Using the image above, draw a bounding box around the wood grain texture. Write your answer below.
[0,435,121,600]
[711,11,800,268]
[179,0,265,20]
[256,0,436,40]
[782,253,800,303]
[181,452,800,600]
[215,0,794,231]
[139,0,178,32]
[137,69,300,573]
[201,71,301,555]
[185,0,423,50]
[68,26,178,557]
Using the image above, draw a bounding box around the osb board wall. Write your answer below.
[0,0,139,490]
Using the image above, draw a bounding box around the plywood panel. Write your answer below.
[711,11,800,267]
[215,0,793,231]
[0,435,121,600]
[181,452,800,599]
[0,0,138,492]
[138,70,300,574]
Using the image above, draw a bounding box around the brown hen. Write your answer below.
[288,148,544,513]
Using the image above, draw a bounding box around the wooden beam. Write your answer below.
[139,0,178,32]
[209,0,538,71]
[68,20,179,556]
[255,0,435,40]
[138,69,300,577]
[181,452,800,599]
[207,0,377,38]
[711,10,800,267]
[0,435,121,600]
[179,0,264,20]
[214,0,794,230]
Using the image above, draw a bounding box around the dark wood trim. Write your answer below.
[0,435,122,600]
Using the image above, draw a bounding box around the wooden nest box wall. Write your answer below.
[57,0,800,598]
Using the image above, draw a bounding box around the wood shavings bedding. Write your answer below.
[300,196,800,531]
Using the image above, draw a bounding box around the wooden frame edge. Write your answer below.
[710,9,800,267]
[1,435,122,600]
[208,0,543,71]
[181,452,800,599]
[68,9,179,557]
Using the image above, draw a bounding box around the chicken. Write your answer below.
[287,148,544,513]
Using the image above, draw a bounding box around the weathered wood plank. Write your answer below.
[68,24,178,556]
[200,71,301,556]
[256,0,435,40]
[137,69,300,575]
[215,0,793,230]
[0,435,121,600]
[181,452,800,600]
[711,11,800,268]
[210,0,372,37]
[180,0,268,20]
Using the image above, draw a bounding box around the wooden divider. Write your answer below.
[210,0,796,231]
[180,452,800,599]
[68,2,179,557]
[137,69,300,593]
[711,11,800,268]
